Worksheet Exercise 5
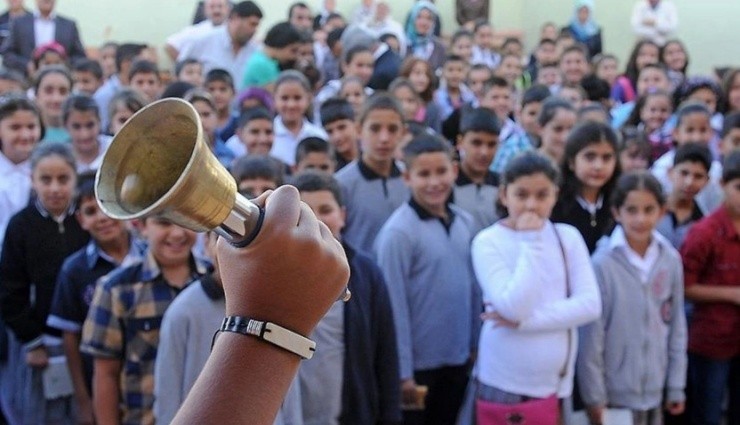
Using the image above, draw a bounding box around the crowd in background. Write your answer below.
[0,0,737,424]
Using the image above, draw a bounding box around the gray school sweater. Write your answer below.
[577,231,687,411]
[453,169,499,234]
[374,200,479,380]
[335,160,409,255]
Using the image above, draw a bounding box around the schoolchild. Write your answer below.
[35,65,73,143]
[293,171,401,425]
[623,90,674,162]
[62,94,112,172]
[204,68,237,130]
[46,173,145,425]
[611,40,660,105]
[81,216,206,425]
[472,151,601,423]
[128,59,162,104]
[433,55,476,123]
[294,136,335,174]
[680,150,740,425]
[230,154,284,198]
[184,89,235,167]
[335,93,409,254]
[226,106,275,158]
[319,97,359,171]
[559,45,590,86]
[551,121,621,254]
[270,70,327,167]
[174,58,203,88]
[656,143,712,249]
[536,97,577,165]
[578,171,687,425]
[375,135,478,425]
[618,128,652,174]
[491,84,552,173]
[106,88,146,136]
[453,107,501,233]
[72,59,104,96]
[0,142,89,424]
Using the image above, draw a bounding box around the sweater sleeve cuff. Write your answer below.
[666,388,685,403]
[23,336,44,351]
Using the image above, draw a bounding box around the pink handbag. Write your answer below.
[475,395,560,425]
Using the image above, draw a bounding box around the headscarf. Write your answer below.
[569,0,599,40]
[405,1,439,51]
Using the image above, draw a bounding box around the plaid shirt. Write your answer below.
[490,131,535,174]
[81,250,208,425]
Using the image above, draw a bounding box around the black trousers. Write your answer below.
[404,364,470,425]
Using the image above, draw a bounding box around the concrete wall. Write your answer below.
[51,0,737,75]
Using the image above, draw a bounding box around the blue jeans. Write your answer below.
[688,353,740,425]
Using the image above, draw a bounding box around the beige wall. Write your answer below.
[50,0,737,75]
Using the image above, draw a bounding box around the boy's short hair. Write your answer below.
[673,142,712,173]
[468,63,491,75]
[443,54,465,66]
[327,27,345,50]
[72,59,103,80]
[722,149,740,182]
[560,44,588,61]
[231,155,283,186]
[483,76,511,94]
[675,101,711,127]
[521,84,551,107]
[128,59,160,82]
[320,97,355,126]
[538,38,556,48]
[114,43,148,73]
[231,0,263,19]
[184,88,216,110]
[460,107,500,135]
[402,134,453,169]
[296,136,331,165]
[62,94,100,123]
[237,106,273,129]
[264,22,302,48]
[161,81,196,99]
[75,170,97,205]
[580,74,611,102]
[204,68,235,90]
[291,170,344,207]
[288,2,309,19]
[722,111,740,138]
[175,58,200,77]
[0,69,27,90]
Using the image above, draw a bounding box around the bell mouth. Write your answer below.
[95,98,201,220]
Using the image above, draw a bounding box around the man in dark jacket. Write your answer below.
[0,0,86,76]
[341,24,401,91]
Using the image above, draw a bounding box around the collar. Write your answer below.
[608,225,661,254]
[357,159,402,180]
[0,152,30,175]
[456,167,499,187]
[200,273,224,301]
[35,198,75,220]
[274,116,311,138]
[84,234,146,269]
[140,249,210,282]
[576,194,604,215]
[33,10,56,20]
[669,200,704,228]
[408,197,455,232]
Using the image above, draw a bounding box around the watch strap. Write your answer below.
[216,316,316,360]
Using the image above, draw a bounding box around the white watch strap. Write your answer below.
[218,316,316,360]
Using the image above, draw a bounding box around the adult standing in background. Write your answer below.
[405,1,446,72]
[455,0,489,27]
[631,0,678,46]
[567,0,602,58]
[0,0,31,46]
[165,0,232,62]
[178,1,262,90]
[0,0,86,77]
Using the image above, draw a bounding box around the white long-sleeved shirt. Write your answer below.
[471,221,601,398]
[630,0,678,46]
[0,153,31,257]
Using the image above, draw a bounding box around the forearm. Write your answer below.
[63,332,91,403]
[94,371,121,425]
[685,285,739,304]
[172,332,300,425]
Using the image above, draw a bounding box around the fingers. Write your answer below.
[296,200,322,237]
[263,185,302,230]
[249,189,272,208]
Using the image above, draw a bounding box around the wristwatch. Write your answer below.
[214,316,316,360]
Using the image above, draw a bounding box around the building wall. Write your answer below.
[53,0,737,75]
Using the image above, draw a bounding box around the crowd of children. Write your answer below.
[0,0,738,424]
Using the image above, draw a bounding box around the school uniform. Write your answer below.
[270,116,328,166]
[656,201,704,249]
[300,242,401,425]
[578,227,687,422]
[552,195,614,254]
[80,251,208,425]
[0,200,89,424]
[335,160,409,255]
[154,275,302,425]
[46,236,145,392]
[374,199,479,425]
[452,169,499,234]
[651,149,724,215]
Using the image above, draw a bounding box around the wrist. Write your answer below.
[214,316,316,360]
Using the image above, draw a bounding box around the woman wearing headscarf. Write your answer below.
[405,1,446,72]
[566,0,602,58]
